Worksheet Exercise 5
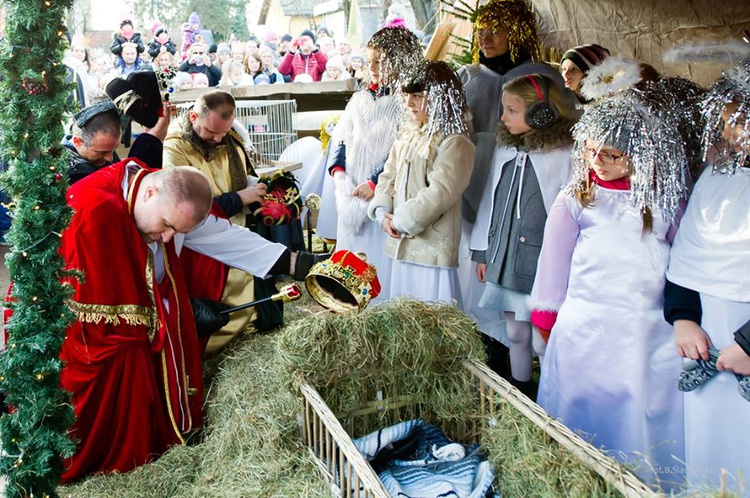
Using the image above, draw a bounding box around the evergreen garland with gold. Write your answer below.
[0,0,77,496]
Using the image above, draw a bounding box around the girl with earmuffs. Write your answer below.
[469,73,578,399]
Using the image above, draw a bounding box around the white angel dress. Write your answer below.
[532,187,685,490]
[667,167,750,497]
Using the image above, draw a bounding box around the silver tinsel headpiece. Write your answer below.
[700,57,750,173]
[403,60,468,139]
[567,79,700,222]
[367,26,424,92]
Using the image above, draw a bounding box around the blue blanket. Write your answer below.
[353,419,497,498]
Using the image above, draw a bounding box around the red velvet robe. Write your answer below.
[59,160,204,482]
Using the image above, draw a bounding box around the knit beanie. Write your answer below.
[217,43,231,56]
[326,55,346,72]
[265,29,278,42]
[300,29,316,44]
[561,44,611,74]
[189,12,200,25]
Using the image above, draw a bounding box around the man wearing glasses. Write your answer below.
[178,41,222,87]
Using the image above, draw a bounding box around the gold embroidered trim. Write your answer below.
[68,301,154,327]
[161,348,185,445]
[126,167,148,214]
[161,241,192,432]
[145,251,159,342]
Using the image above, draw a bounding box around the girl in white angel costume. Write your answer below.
[326,26,423,302]
[529,58,702,491]
[665,58,750,497]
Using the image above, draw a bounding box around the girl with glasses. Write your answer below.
[529,57,702,491]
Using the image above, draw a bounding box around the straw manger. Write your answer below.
[296,358,656,498]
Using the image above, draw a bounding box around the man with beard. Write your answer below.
[163,89,312,354]
[63,99,167,183]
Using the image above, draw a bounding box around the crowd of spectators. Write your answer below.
[63,13,396,108]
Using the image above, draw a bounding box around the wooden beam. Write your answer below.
[172,79,357,113]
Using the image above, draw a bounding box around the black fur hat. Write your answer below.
[105,67,176,127]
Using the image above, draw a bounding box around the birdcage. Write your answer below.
[234,99,298,163]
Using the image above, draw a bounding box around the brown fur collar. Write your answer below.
[495,117,576,153]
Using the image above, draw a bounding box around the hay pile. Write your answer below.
[276,298,486,435]
[59,291,718,498]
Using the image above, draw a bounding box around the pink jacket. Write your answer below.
[278,50,328,82]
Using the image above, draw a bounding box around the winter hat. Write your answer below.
[208,43,218,54]
[561,44,611,74]
[151,21,164,36]
[73,99,118,129]
[326,55,346,73]
[300,29,316,44]
[189,12,200,25]
[154,26,169,38]
[217,43,231,56]
[281,33,293,43]
[254,73,271,85]
[316,26,331,38]
[120,19,134,30]
[385,3,407,28]
[173,71,193,89]
[265,29,278,42]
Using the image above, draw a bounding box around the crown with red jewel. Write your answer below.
[305,250,381,313]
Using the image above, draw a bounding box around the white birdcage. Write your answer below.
[234,99,298,163]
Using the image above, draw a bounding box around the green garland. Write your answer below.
[0,0,77,496]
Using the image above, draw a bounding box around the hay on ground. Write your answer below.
[60,330,329,498]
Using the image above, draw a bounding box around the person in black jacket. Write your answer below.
[147,25,177,59]
[62,99,167,184]
[178,42,222,87]
[110,19,145,57]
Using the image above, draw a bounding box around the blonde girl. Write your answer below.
[470,73,577,397]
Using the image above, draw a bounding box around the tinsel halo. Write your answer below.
[404,60,468,139]
[700,57,750,173]
[472,0,541,65]
[567,79,698,222]
[366,26,424,91]
[579,55,642,102]
[662,40,750,66]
